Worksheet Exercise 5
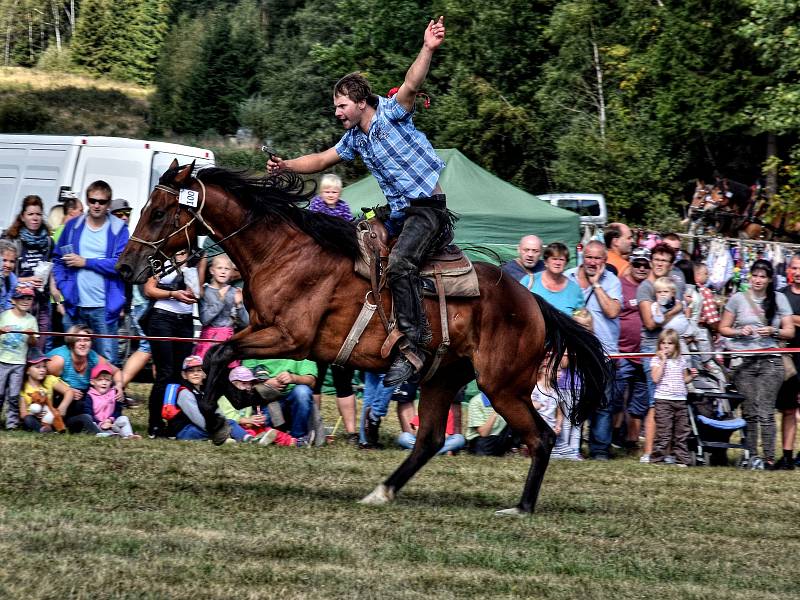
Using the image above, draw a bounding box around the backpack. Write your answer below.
[162,383,187,421]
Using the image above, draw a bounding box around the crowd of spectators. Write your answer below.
[1,183,799,471]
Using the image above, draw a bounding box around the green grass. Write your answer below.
[1,395,798,600]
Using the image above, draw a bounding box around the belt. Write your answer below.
[409,194,447,209]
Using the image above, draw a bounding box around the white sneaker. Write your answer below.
[257,429,279,446]
[639,454,651,463]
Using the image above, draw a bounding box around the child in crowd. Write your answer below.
[19,348,70,433]
[195,254,249,360]
[0,240,18,310]
[0,285,39,429]
[648,329,697,466]
[308,174,352,220]
[86,363,141,439]
[531,363,563,438]
[396,407,465,455]
[218,366,302,446]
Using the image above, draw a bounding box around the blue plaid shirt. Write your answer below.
[335,96,445,217]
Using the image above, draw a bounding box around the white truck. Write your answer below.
[0,135,215,232]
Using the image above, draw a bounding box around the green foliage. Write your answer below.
[71,0,170,85]
[35,46,77,73]
[152,0,265,135]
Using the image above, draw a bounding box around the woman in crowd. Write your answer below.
[520,242,584,315]
[46,325,123,434]
[143,248,199,438]
[2,195,54,349]
[719,259,795,469]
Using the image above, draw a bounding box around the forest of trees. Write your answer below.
[2,0,800,224]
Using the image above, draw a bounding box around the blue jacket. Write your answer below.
[53,215,129,325]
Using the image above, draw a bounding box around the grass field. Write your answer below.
[1,394,798,600]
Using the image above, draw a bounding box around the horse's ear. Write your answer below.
[169,158,179,170]
[174,161,196,185]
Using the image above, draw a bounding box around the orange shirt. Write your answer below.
[606,250,629,277]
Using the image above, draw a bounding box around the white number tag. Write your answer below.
[179,189,199,207]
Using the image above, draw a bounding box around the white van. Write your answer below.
[537,193,608,229]
[0,135,215,232]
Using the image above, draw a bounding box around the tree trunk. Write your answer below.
[590,24,606,142]
[765,133,777,198]
[51,0,62,52]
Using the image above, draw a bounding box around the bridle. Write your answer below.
[129,178,216,277]
[129,177,255,279]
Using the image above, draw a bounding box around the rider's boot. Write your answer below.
[385,274,428,387]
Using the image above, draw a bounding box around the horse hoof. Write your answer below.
[211,422,232,446]
[494,506,528,517]
[359,484,395,506]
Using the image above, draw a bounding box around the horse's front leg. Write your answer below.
[200,325,307,445]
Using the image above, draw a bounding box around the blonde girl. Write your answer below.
[648,329,696,466]
[194,254,249,360]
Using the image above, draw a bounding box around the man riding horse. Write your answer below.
[268,16,449,386]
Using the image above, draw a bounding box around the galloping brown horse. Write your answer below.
[117,161,610,515]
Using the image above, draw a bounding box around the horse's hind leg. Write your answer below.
[361,365,469,506]
[489,390,556,516]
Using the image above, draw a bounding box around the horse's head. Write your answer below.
[116,159,200,283]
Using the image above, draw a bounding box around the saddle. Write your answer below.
[334,217,479,380]
[354,218,480,297]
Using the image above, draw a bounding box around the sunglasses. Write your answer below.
[631,262,651,269]
[88,198,110,206]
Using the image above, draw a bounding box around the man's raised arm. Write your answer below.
[395,16,445,112]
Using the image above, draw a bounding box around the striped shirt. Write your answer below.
[651,355,688,401]
[334,96,445,217]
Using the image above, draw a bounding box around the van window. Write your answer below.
[557,198,601,217]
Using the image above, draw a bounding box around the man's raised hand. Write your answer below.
[424,16,445,51]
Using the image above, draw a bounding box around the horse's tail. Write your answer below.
[532,294,613,425]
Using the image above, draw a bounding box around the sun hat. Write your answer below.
[229,366,257,383]
[90,363,113,379]
[26,348,50,365]
[182,355,204,370]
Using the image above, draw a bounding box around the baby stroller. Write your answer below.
[687,390,748,466]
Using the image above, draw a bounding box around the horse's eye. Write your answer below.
[152,209,166,221]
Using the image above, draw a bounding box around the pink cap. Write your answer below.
[228,366,257,383]
[90,363,113,379]
[182,355,204,370]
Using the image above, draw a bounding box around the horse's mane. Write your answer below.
[163,166,360,260]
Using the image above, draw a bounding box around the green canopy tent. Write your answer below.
[342,148,580,263]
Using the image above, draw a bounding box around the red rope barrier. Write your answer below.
[5,330,220,344]
[5,330,800,359]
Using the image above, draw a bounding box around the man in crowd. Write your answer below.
[615,247,652,449]
[775,252,800,469]
[636,242,684,463]
[566,240,621,460]
[502,234,544,281]
[604,222,634,276]
[242,357,317,443]
[52,180,129,363]
[267,17,448,386]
